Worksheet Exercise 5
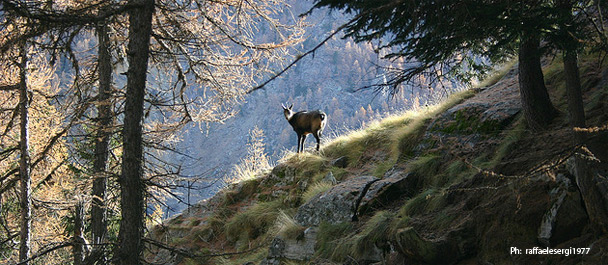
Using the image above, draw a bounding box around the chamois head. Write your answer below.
[281,103,327,153]
[282,103,294,121]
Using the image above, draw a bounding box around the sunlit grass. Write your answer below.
[273,210,306,240]
[282,151,327,168]
[301,181,333,203]
[224,200,284,245]
[293,89,476,170]
[224,163,271,185]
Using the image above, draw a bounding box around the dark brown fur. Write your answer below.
[282,104,327,153]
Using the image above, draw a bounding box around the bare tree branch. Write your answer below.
[10,241,72,265]
[248,13,362,93]
[0,84,18,91]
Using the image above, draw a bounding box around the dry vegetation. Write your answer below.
[149,54,608,264]
[148,81,480,264]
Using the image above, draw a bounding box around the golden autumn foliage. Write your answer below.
[0,49,75,264]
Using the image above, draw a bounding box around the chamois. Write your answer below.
[282,104,327,153]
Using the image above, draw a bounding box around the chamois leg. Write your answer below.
[300,134,307,153]
[313,132,321,151]
[296,134,302,153]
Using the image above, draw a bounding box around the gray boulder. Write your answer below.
[358,169,417,214]
[294,176,379,226]
[266,228,317,261]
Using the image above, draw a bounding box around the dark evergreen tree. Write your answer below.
[551,0,608,233]
[309,0,560,130]
[312,0,608,232]
[552,0,587,140]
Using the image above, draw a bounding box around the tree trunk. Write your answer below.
[518,33,558,131]
[73,199,86,265]
[113,0,154,264]
[91,16,112,255]
[563,50,586,143]
[559,11,608,233]
[18,42,31,265]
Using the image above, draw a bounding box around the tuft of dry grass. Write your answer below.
[349,211,394,259]
[225,126,273,184]
[301,181,333,203]
[224,165,273,189]
[399,188,446,216]
[213,248,268,265]
[223,200,284,245]
[273,210,306,240]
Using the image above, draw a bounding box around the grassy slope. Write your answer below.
[148,55,608,265]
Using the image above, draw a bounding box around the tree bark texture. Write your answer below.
[554,0,608,232]
[518,33,558,131]
[563,49,586,143]
[18,43,31,265]
[113,0,154,264]
[91,17,112,251]
[73,200,86,265]
[556,0,586,144]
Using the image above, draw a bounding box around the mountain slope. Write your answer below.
[167,1,459,211]
[147,56,608,265]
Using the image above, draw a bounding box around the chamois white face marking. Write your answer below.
[282,104,294,120]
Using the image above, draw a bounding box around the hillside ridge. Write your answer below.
[147,58,608,265]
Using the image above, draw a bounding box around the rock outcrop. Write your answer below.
[294,175,379,226]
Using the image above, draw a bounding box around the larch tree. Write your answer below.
[0,40,76,265]
[0,1,123,263]
[228,125,270,184]
[0,10,35,264]
[1,0,304,263]
[17,39,31,265]
[89,5,114,262]
[112,0,154,264]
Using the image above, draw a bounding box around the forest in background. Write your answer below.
[170,0,461,213]
[1,0,308,263]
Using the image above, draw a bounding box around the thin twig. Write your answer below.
[11,241,72,265]
[247,13,364,93]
